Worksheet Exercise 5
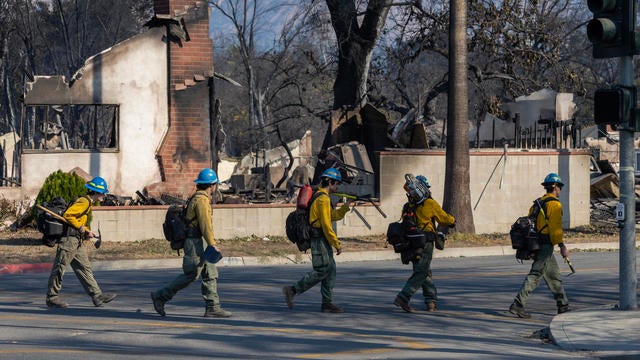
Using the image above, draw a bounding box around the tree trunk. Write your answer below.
[333,40,369,109]
[324,0,392,148]
[209,77,219,173]
[443,0,475,233]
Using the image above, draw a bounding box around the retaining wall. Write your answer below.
[92,149,592,241]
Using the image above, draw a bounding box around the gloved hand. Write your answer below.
[448,222,456,228]
[79,226,94,240]
[204,245,223,264]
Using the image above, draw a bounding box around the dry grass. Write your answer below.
[0,223,624,265]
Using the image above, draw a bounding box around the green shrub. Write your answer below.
[31,170,88,221]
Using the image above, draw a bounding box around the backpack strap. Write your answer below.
[184,193,202,227]
[401,201,428,232]
[308,191,327,227]
[532,197,559,233]
[62,196,92,235]
[65,196,92,219]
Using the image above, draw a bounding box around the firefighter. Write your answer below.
[151,168,232,318]
[45,176,117,308]
[509,173,571,318]
[394,174,455,313]
[282,167,350,313]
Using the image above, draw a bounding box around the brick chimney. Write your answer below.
[147,0,214,198]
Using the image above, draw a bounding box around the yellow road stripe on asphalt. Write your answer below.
[0,314,207,329]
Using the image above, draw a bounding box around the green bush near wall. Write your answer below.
[30,170,88,221]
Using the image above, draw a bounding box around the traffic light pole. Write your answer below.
[618,55,637,310]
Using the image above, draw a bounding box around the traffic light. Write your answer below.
[587,0,636,58]
[593,86,636,128]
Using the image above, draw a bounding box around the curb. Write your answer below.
[0,263,52,275]
[0,242,625,275]
[550,304,640,353]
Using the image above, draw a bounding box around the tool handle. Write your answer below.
[333,193,387,218]
[36,204,100,248]
[351,207,372,230]
[36,204,79,230]
[368,198,387,218]
[564,256,576,273]
[333,192,359,200]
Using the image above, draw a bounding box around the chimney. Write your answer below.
[148,0,214,197]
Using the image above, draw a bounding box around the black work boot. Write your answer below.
[321,303,344,313]
[46,297,69,308]
[282,286,295,309]
[393,295,415,313]
[509,302,531,319]
[426,302,437,312]
[150,292,166,316]
[204,302,232,318]
[557,304,572,314]
[92,293,117,307]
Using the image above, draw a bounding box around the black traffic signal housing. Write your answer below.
[587,0,637,58]
[593,86,636,129]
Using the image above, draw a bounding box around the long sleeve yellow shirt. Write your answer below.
[414,198,455,233]
[309,187,349,250]
[186,190,216,247]
[530,193,563,245]
[63,196,92,231]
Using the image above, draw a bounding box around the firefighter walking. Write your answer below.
[282,167,350,313]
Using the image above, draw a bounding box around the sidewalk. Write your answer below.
[550,304,640,357]
[1,241,638,357]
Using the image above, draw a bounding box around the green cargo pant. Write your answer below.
[294,234,336,304]
[398,242,437,304]
[515,243,568,307]
[46,235,102,300]
[154,236,220,307]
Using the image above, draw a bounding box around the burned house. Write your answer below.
[472,89,579,149]
[0,2,593,239]
[2,0,216,201]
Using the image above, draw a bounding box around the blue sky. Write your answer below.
[209,1,302,50]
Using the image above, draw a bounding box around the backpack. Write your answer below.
[162,194,199,252]
[36,197,89,247]
[285,187,325,252]
[386,202,438,264]
[510,197,558,261]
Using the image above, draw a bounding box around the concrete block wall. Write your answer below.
[92,149,592,242]
[377,149,591,233]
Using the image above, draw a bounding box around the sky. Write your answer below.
[209,1,302,50]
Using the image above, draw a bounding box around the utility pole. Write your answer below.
[618,56,637,310]
[587,0,638,310]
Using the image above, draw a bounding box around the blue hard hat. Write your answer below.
[416,175,431,188]
[85,176,109,194]
[321,167,342,182]
[541,173,564,187]
[194,168,219,184]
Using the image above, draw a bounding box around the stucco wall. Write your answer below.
[91,149,592,241]
[18,27,168,198]
[377,149,591,233]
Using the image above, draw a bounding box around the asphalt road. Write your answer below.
[0,252,620,359]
